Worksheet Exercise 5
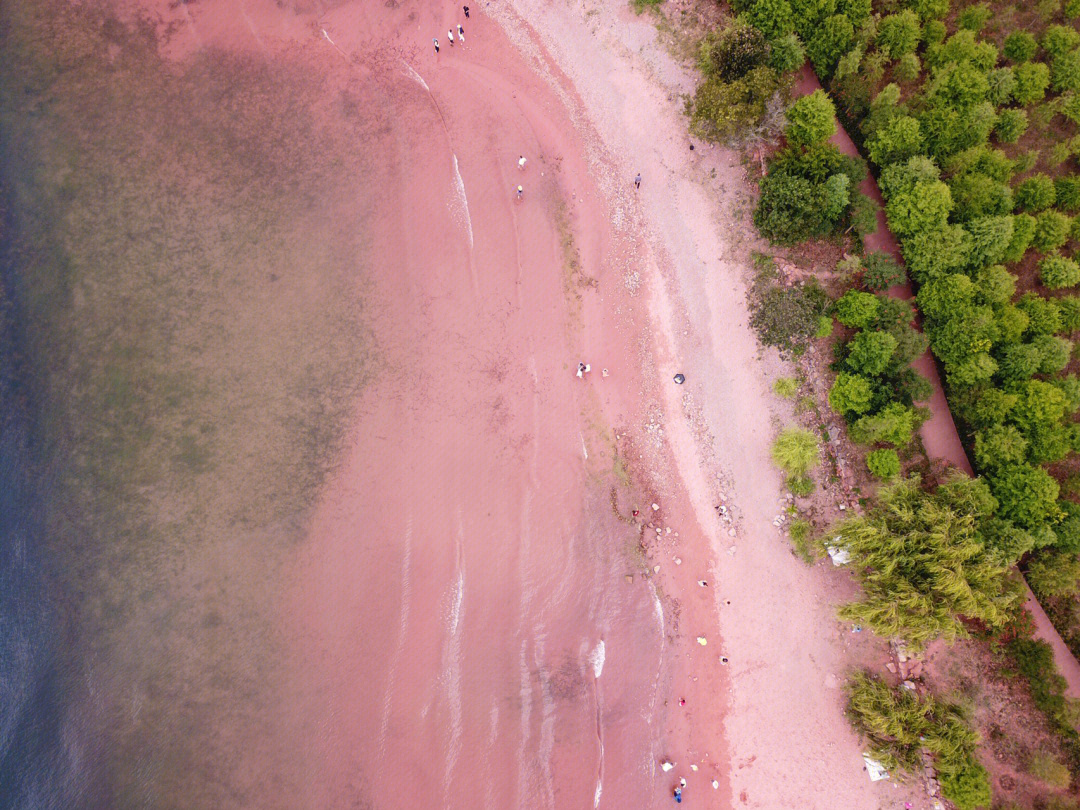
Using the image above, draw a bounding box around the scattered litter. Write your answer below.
[711,780,719,790]
[690,764,698,772]
[851,625,862,633]
[698,580,708,587]
[654,565,661,573]
[838,503,847,511]
[602,368,609,377]
[720,656,729,664]
[862,754,889,782]
[696,636,708,646]
[826,545,851,566]
[727,545,736,555]
[652,503,660,511]
[674,557,682,565]
[656,528,662,534]
[661,760,675,772]
[679,777,686,787]
[625,574,634,584]
[673,373,685,384]
[665,527,671,535]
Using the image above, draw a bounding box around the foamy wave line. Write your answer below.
[589,640,605,679]
[402,61,431,93]
[451,154,475,251]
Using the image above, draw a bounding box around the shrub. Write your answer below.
[704,22,771,80]
[829,372,874,415]
[987,66,1016,105]
[787,472,816,495]
[690,66,783,143]
[748,262,830,354]
[754,170,846,244]
[1064,93,1080,125]
[743,0,795,40]
[1054,177,1080,215]
[896,53,922,83]
[1043,24,1080,60]
[851,402,920,446]
[1014,149,1039,174]
[1059,295,1080,330]
[1040,253,1080,288]
[867,115,925,165]
[1007,636,1072,740]
[1070,0,1080,16]
[1028,751,1072,789]
[1002,213,1036,263]
[774,376,800,398]
[1028,549,1080,598]
[923,18,947,46]
[957,2,991,31]
[769,31,806,72]
[786,90,837,147]
[995,108,1028,143]
[862,252,906,291]
[867,448,901,480]
[807,13,855,78]
[1004,31,1038,63]
[1053,48,1080,94]
[771,426,820,477]
[877,10,921,58]
[1013,62,1051,105]
[1015,174,1056,212]
[1033,210,1073,252]
[846,330,898,375]
[788,517,819,561]
[835,290,881,327]
[989,463,1061,530]
[834,474,1018,648]
[939,761,993,810]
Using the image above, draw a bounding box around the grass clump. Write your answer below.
[771,426,821,496]
[631,0,662,12]
[773,376,800,398]
[788,517,820,562]
[1029,751,1072,788]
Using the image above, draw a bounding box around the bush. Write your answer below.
[703,22,771,81]
[877,10,921,58]
[787,472,816,495]
[896,53,922,83]
[835,289,881,327]
[1002,213,1036,263]
[743,0,795,40]
[957,2,991,31]
[754,170,847,244]
[851,402,920,446]
[748,262,830,354]
[807,13,855,78]
[773,376,800,398]
[1055,176,1080,213]
[771,426,820,477]
[995,108,1028,143]
[989,463,1061,530]
[769,31,806,72]
[1013,61,1051,105]
[987,66,1017,105]
[1059,295,1080,330]
[829,371,874,415]
[1033,211,1073,252]
[846,330,898,375]
[867,448,901,479]
[1028,751,1072,788]
[787,517,818,561]
[1007,635,1073,739]
[862,252,906,291]
[1015,174,1057,212]
[939,760,993,810]
[1004,31,1038,63]
[690,66,783,143]
[1053,48,1080,95]
[1040,253,1080,288]
[1070,0,1080,16]
[786,90,837,147]
[923,18,947,46]
[1028,549,1080,597]
[1043,24,1080,60]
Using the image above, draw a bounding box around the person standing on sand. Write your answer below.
[516,185,523,200]
[448,29,455,46]
[463,5,470,17]
[458,24,465,42]
[433,37,439,54]
[518,155,527,171]
[634,172,641,189]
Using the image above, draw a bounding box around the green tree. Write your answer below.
[1016,292,1062,335]
[786,89,837,146]
[1013,61,1051,105]
[1032,210,1072,252]
[850,402,920,446]
[862,252,907,291]
[867,448,901,480]
[965,215,1015,268]
[846,330,898,375]
[957,2,991,31]
[867,115,924,165]
[1027,549,1080,597]
[988,463,1061,530]
[1039,253,1080,288]
[769,32,806,72]
[1052,48,1080,93]
[835,289,881,327]
[1004,31,1038,63]
[877,10,921,58]
[1054,176,1080,212]
[896,52,922,83]
[1001,213,1036,263]
[829,371,875,415]
[974,424,1029,469]
[807,13,855,78]
[703,22,771,80]
[1042,24,1080,59]
[987,66,1016,105]
[833,475,1020,648]
[743,0,796,40]
[690,66,784,142]
[886,179,953,238]
[1015,174,1056,212]
[994,108,1028,143]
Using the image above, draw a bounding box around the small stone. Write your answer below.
[665,527,671,535]
[674,532,679,537]
[625,574,634,584]
[696,636,708,646]
[728,528,736,537]
[690,764,698,772]
[727,545,737,555]
[885,662,897,674]
[674,557,682,565]
[661,760,675,772]
[654,565,661,573]
[720,656,729,664]
[838,504,846,511]
[652,503,660,511]
[712,780,719,790]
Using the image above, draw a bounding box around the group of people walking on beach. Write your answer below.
[433,6,469,53]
